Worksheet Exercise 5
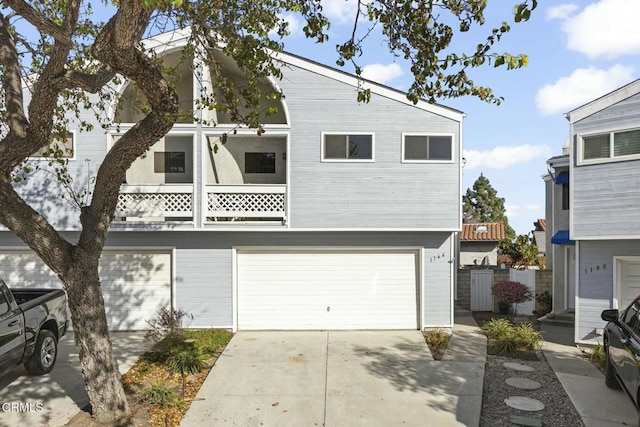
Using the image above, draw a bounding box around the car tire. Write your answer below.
[605,343,621,389]
[24,330,58,375]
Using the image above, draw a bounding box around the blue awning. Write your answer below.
[551,230,575,245]
[555,171,569,184]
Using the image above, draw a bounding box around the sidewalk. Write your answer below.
[541,324,637,427]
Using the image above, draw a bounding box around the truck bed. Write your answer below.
[10,288,67,311]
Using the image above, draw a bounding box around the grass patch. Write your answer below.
[480,318,542,356]
[588,342,606,371]
[121,328,233,427]
[423,329,451,360]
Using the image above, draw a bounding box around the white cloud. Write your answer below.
[361,63,403,84]
[322,0,358,24]
[559,0,640,59]
[535,65,636,116]
[270,14,302,38]
[463,145,553,170]
[546,4,578,20]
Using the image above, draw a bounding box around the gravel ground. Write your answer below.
[480,350,584,427]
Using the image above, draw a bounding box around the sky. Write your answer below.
[273,0,640,236]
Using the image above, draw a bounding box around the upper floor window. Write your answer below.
[562,182,570,210]
[580,129,640,164]
[402,134,453,163]
[33,132,75,160]
[322,133,374,162]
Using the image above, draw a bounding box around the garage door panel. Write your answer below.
[237,250,419,330]
[0,250,171,331]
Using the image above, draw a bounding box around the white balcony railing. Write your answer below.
[206,184,286,222]
[115,184,194,220]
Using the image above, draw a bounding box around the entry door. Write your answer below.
[566,246,576,310]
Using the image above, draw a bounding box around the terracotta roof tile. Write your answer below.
[535,219,546,231]
[461,222,506,241]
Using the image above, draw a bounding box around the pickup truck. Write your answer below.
[0,278,68,378]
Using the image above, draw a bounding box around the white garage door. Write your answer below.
[619,260,640,309]
[0,250,172,331]
[237,249,419,330]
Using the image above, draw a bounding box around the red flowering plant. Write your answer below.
[492,281,533,320]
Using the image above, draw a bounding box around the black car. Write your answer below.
[601,298,640,419]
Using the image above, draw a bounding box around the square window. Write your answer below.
[583,134,610,160]
[245,152,276,173]
[402,134,452,162]
[33,132,74,159]
[614,129,640,157]
[154,152,185,173]
[322,134,373,161]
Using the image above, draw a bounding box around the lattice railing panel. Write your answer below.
[116,192,193,218]
[208,192,285,217]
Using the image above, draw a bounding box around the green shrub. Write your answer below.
[480,319,542,355]
[589,342,606,369]
[168,341,207,396]
[141,382,184,408]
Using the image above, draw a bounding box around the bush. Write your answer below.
[492,281,533,319]
[146,307,194,344]
[141,381,184,409]
[480,318,542,355]
[168,341,207,396]
[423,329,451,360]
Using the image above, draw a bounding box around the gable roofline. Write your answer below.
[141,28,464,122]
[273,51,464,122]
[566,78,640,124]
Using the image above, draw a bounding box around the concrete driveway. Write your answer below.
[181,330,485,426]
[0,331,148,427]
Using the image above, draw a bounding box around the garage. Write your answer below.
[236,249,420,330]
[0,249,173,331]
[618,259,640,309]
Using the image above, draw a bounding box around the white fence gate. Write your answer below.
[471,270,494,311]
[510,269,536,315]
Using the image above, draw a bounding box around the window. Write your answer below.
[0,289,8,315]
[562,182,570,210]
[402,134,453,162]
[623,300,640,335]
[154,152,186,173]
[580,129,640,163]
[322,134,373,161]
[245,152,276,173]
[33,132,75,159]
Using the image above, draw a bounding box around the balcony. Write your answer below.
[206,184,286,223]
[114,184,286,225]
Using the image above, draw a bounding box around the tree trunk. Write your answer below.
[65,252,130,425]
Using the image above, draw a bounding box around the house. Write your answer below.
[547,78,640,344]
[544,144,574,317]
[459,222,505,267]
[532,218,547,256]
[0,29,464,332]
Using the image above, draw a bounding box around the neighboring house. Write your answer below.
[548,78,640,344]
[544,143,574,317]
[459,222,505,267]
[532,218,547,256]
[0,29,464,332]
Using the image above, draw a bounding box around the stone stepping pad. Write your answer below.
[505,396,545,412]
[503,362,535,372]
[506,377,542,390]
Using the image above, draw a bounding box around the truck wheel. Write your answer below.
[25,330,58,375]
